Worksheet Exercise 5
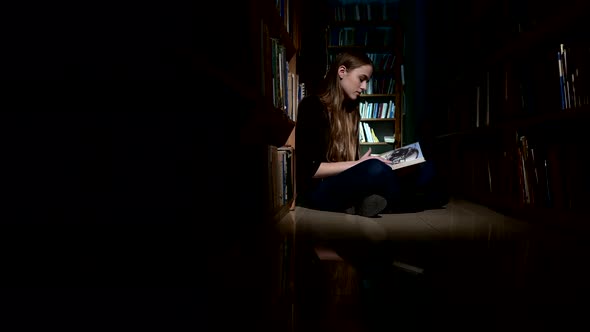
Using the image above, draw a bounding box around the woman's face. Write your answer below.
[338,64,373,100]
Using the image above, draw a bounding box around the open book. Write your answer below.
[376,141,426,170]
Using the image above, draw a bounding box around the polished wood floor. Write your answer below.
[288,207,590,332]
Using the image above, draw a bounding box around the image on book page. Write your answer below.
[378,141,426,170]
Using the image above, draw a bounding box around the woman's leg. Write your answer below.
[388,159,448,211]
[307,159,401,213]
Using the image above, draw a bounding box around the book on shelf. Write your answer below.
[375,141,425,170]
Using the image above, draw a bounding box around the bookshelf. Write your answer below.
[324,0,405,155]
[434,0,590,231]
[254,1,303,332]
[215,0,300,220]
[190,1,302,331]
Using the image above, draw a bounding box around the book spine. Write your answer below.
[557,51,565,110]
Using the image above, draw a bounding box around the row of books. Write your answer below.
[264,36,305,122]
[274,0,292,34]
[286,71,305,122]
[512,132,582,210]
[269,146,294,212]
[368,53,396,71]
[452,125,590,211]
[359,122,395,143]
[327,26,395,47]
[557,43,589,110]
[479,132,584,210]
[330,0,400,22]
[328,53,395,72]
[515,135,544,206]
[360,99,395,119]
[268,38,289,111]
[365,76,395,94]
[359,122,379,143]
[449,42,590,133]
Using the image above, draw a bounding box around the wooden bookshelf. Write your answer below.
[360,93,397,98]
[329,19,400,27]
[255,1,302,332]
[324,3,404,154]
[436,105,590,142]
[435,0,590,231]
[360,142,390,146]
[361,118,396,122]
[272,197,295,224]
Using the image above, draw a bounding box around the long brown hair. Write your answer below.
[319,50,373,162]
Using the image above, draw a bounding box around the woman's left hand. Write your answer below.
[359,148,392,165]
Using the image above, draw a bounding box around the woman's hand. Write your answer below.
[359,147,392,165]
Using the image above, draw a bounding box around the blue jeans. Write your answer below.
[307,158,437,213]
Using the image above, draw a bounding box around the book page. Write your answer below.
[379,141,426,170]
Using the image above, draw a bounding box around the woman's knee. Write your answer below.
[358,158,392,178]
[416,159,436,186]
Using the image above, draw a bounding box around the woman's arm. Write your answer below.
[313,148,390,178]
[313,160,360,178]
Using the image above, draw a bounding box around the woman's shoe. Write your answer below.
[345,194,387,217]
